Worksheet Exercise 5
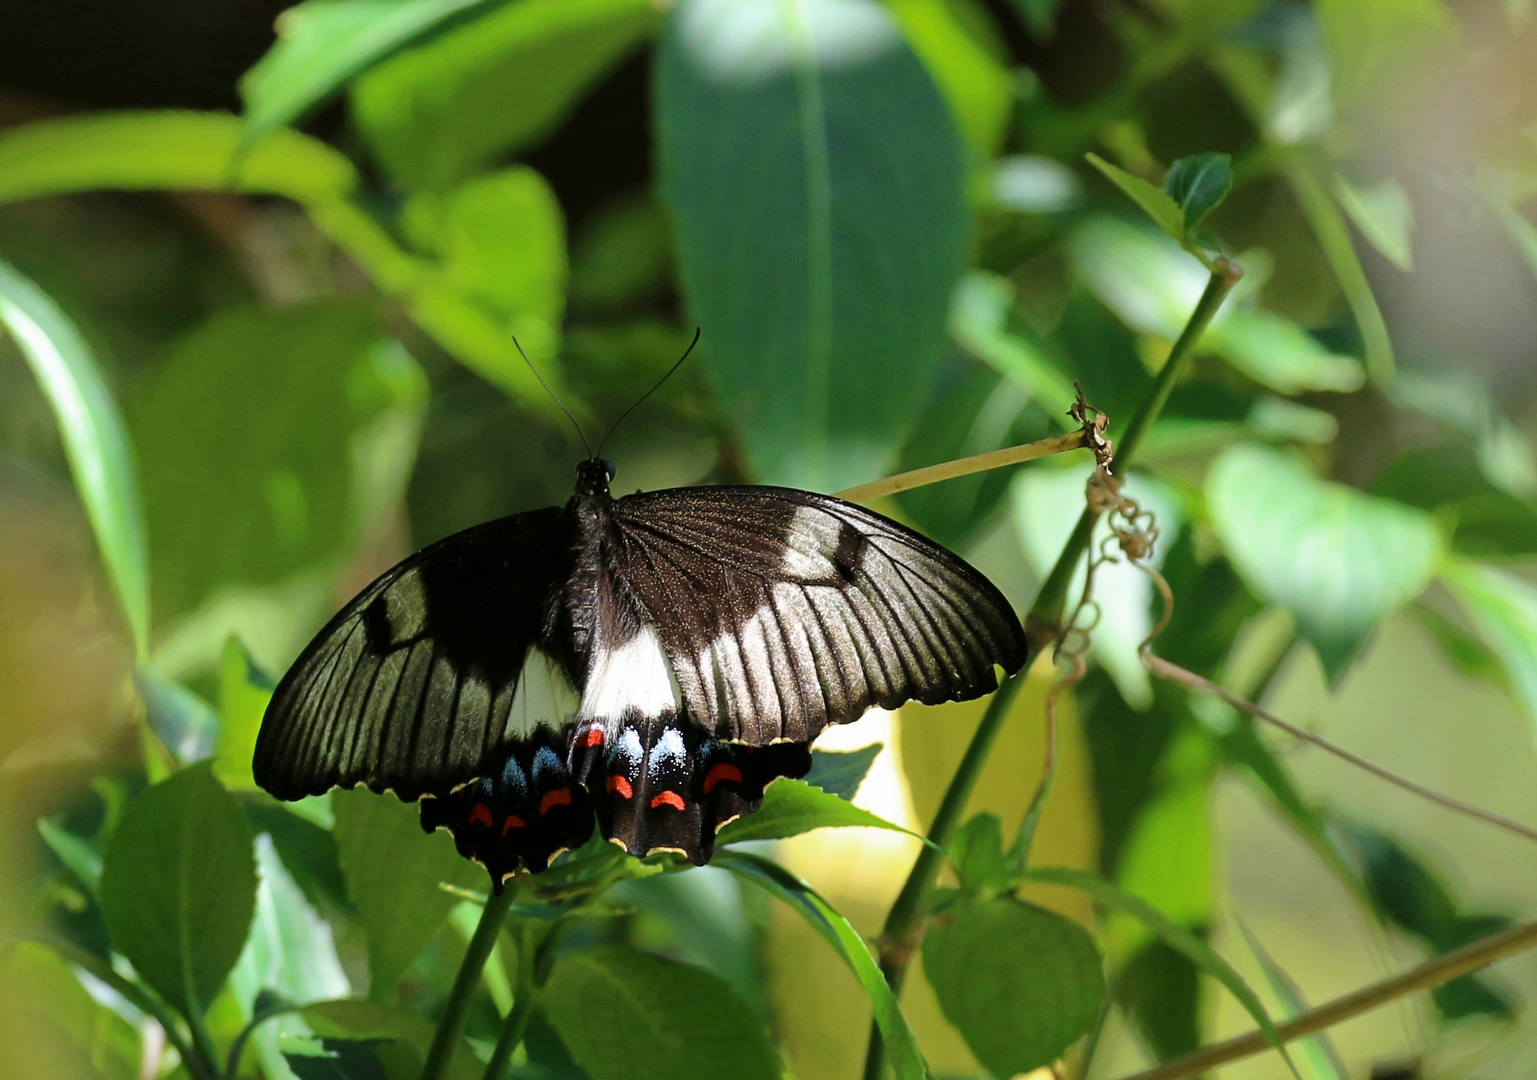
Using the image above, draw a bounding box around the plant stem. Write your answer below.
[1111,918,1537,1080]
[859,258,1241,1080]
[834,430,1090,505]
[422,888,514,1080]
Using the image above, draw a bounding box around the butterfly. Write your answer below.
[254,354,1028,888]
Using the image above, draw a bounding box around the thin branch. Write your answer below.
[1143,652,1537,846]
[1112,918,1537,1080]
[834,430,1090,505]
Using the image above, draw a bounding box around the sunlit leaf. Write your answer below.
[924,896,1104,1076]
[716,778,923,846]
[332,787,479,999]
[804,743,883,801]
[886,0,1012,155]
[1207,443,1442,679]
[544,947,779,1080]
[239,0,503,142]
[1085,153,1185,241]
[1214,309,1365,394]
[354,0,659,190]
[99,763,258,1021]
[948,273,1077,420]
[214,636,274,792]
[1441,558,1537,732]
[1022,866,1297,1076]
[658,0,968,491]
[1163,152,1234,233]
[0,258,149,657]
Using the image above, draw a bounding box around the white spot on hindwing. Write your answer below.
[507,649,579,738]
[385,569,427,643]
[650,728,687,775]
[580,624,681,720]
[781,506,845,580]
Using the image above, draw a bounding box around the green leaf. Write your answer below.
[332,787,479,999]
[353,0,659,190]
[213,636,274,792]
[1021,866,1297,1077]
[1212,309,1365,395]
[136,667,220,764]
[804,743,882,801]
[923,897,1105,1076]
[1372,444,1537,557]
[131,301,417,619]
[947,812,1012,894]
[0,941,142,1080]
[715,850,928,1080]
[1441,558,1537,732]
[239,0,503,142]
[714,778,923,846]
[885,0,1013,155]
[402,166,567,362]
[0,111,357,206]
[1163,152,1234,234]
[543,947,779,1080]
[1409,602,1510,691]
[657,0,969,491]
[1334,173,1414,272]
[0,258,150,657]
[1206,443,1443,679]
[1236,923,1348,1080]
[37,817,103,893]
[98,763,258,1020]
[1085,152,1185,241]
[286,1038,391,1080]
[948,272,1078,420]
[1314,0,1457,115]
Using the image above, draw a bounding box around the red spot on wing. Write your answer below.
[650,790,686,811]
[468,803,493,828]
[502,815,526,834]
[702,762,744,795]
[539,787,573,814]
[578,727,605,747]
[606,774,634,799]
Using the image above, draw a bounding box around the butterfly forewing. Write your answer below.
[253,507,571,801]
[608,486,1029,745]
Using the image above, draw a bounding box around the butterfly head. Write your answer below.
[575,457,616,497]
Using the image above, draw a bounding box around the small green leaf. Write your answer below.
[947,812,1011,894]
[924,897,1105,1076]
[353,0,659,190]
[948,272,1078,420]
[544,947,779,1080]
[1085,152,1185,241]
[715,850,927,1080]
[1022,866,1298,1078]
[214,636,274,792]
[1441,558,1537,733]
[1409,602,1510,691]
[715,778,924,846]
[1163,152,1234,234]
[99,763,258,1021]
[37,817,103,893]
[0,258,149,657]
[1211,310,1365,395]
[658,0,968,490]
[803,744,883,801]
[239,0,504,142]
[1236,923,1348,1080]
[1207,443,1443,679]
[1334,173,1414,272]
[332,787,479,999]
[136,668,220,764]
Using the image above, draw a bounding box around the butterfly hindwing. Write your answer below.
[253,507,572,803]
[608,486,1029,746]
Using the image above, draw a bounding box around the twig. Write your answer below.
[834,430,1090,505]
[1142,652,1537,846]
[1111,918,1537,1080]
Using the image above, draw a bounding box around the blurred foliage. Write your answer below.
[1,0,1536,1077]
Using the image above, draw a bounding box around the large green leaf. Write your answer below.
[885,0,1012,156]
[543,947,779,1080]
[1441,558,1537,733]
[239,0,505,142]
[332,787,479,999]
[402,166,567,361]
[131,301,419,619]
[99,763,258,1020]
[714,778,922,846]
[1206,443,1442,679]
[0,112,357,206]
[715,850,928,1080]
[923,897,1104,1076]
[353,0,659,190]
[0,258,149,656]
[657,0,969,491]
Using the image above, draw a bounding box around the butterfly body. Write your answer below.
[255,458,1028,888]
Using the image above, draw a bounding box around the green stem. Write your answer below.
[482,921,550,1080]
[859,258,1242,1080]
[422,888,515,1080]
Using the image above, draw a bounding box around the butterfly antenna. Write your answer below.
[513,336,592,458]
[596,327,701,457]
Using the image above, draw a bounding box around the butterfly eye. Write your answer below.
[603,460,617,481]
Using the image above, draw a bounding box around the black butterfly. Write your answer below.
[253,458,1028,887]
